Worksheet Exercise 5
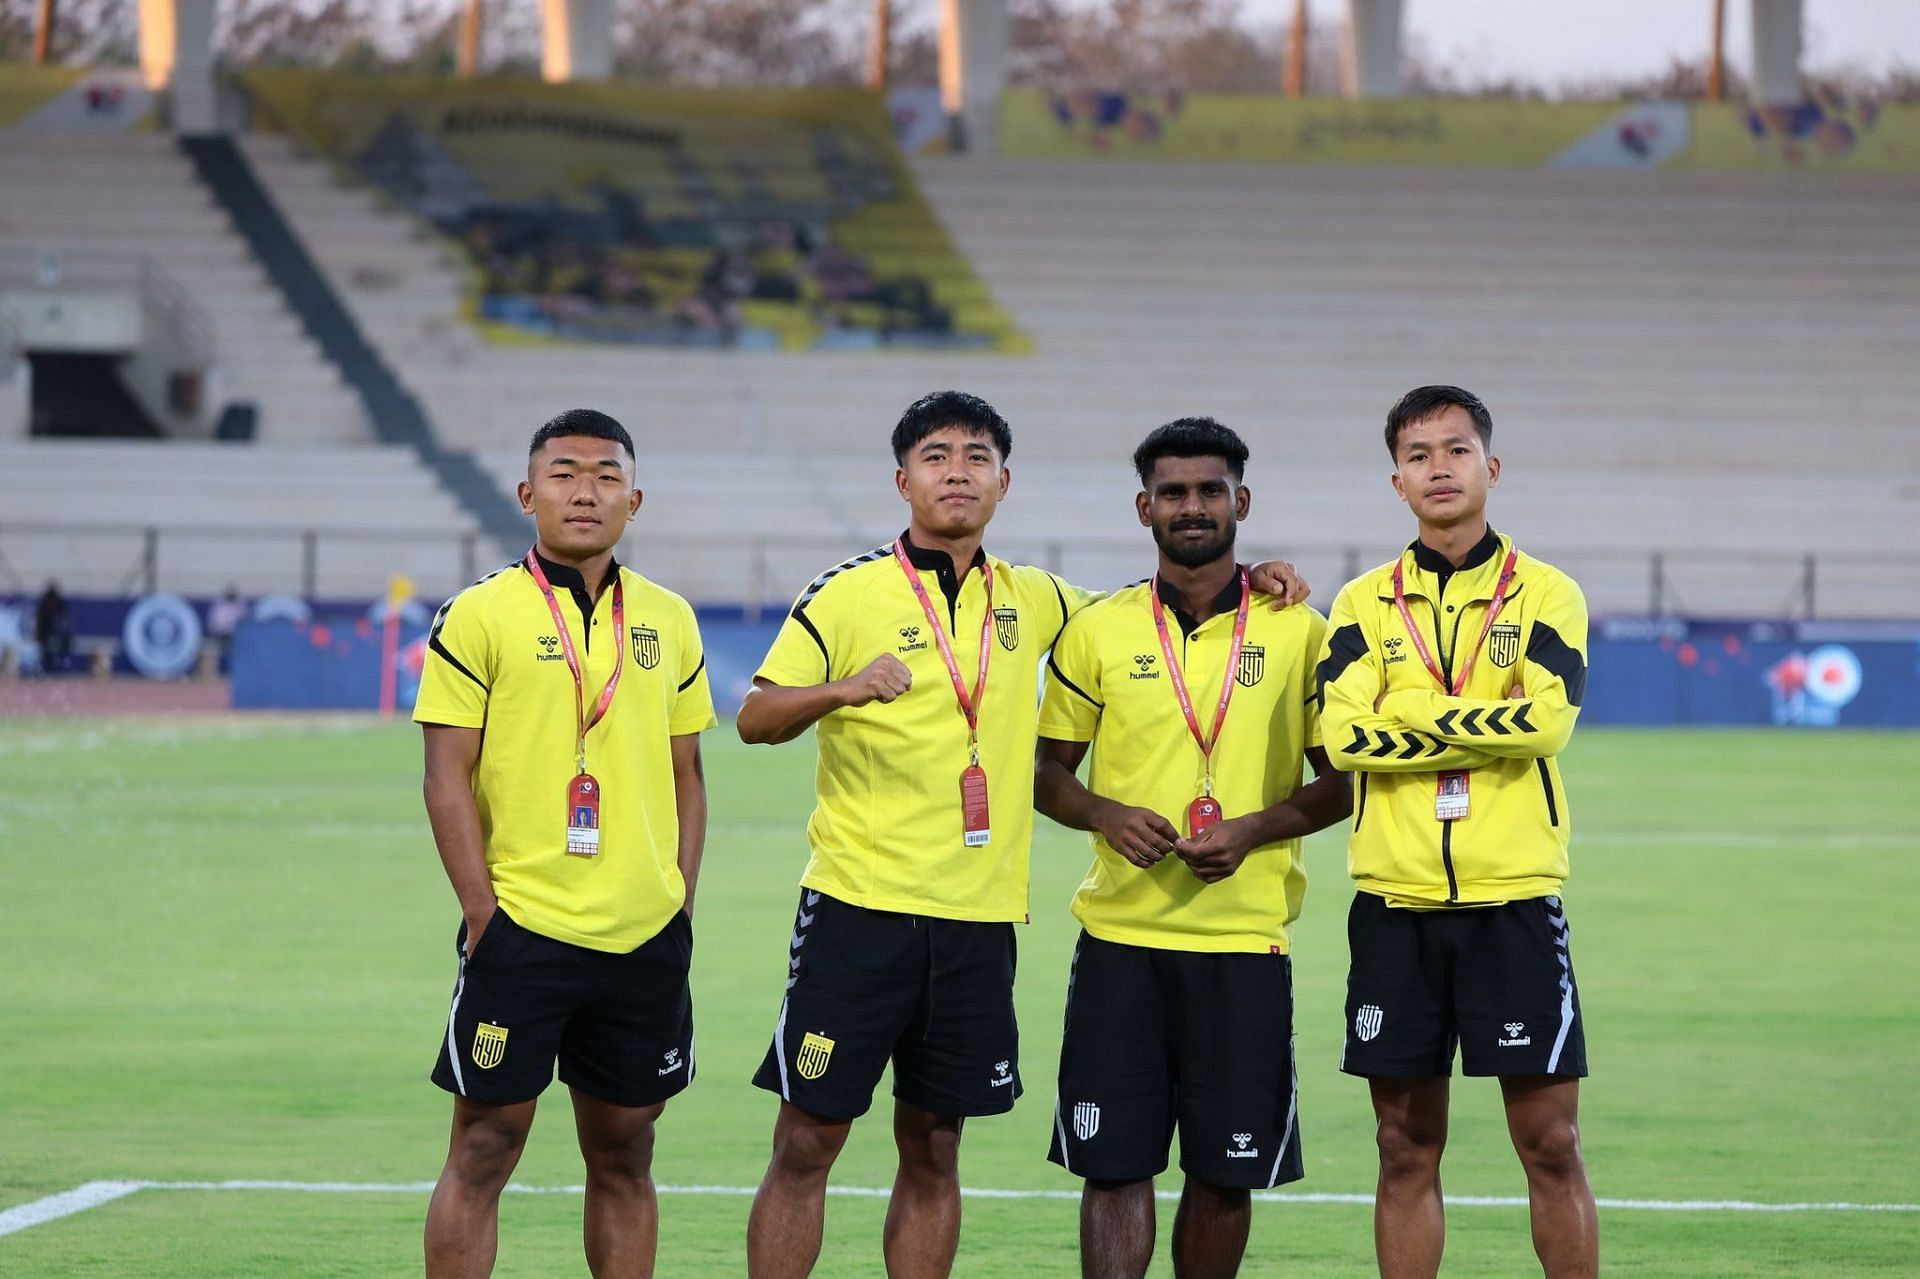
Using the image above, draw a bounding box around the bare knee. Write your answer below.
[1375,1111,1447,1183]
[894,1108,962,1182]
[769,1107,851,1181]
[1513,1120,1584,1182]
[580,1117,657,1185]
[447,1105,532,1192]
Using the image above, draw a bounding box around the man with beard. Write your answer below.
[737,394,1311,1278]
[1035,417,1351,1279]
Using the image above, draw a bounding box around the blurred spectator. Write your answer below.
[35,583,72,675]
[208,586,247,655]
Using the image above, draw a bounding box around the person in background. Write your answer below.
[34,582,71,675]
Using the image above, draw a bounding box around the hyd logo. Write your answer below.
[471,1022,509,1070]
[796,1031,835,1080]
[1129,653,1160,681]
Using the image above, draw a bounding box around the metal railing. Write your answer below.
[3,523,1914,622]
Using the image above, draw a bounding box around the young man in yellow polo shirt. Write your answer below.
[1036,417,1351,1279]
[736,392,1309,1278]
[1318,386,1597,1279]
[413,408,715,1278]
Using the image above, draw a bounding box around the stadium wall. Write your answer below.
[204,609,1920,729]
[1002,90,1920,171]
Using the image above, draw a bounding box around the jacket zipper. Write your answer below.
[1536,758,1560,827]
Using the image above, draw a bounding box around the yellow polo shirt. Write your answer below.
[754,534,1096,922]
[1040,575,1327,953]
[413,554,716,952]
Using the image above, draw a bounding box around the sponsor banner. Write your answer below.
[1002,90,1618,165]
[230,611,429,710]
[1675,101,1920,171]
[1003,90,1920,172]
[1587,619,1920,727]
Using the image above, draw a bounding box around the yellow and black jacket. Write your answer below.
[1316,529,1588,907]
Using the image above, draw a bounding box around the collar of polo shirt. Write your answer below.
[1154,565,1249,638]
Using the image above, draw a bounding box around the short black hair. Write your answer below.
[1132,416,1249,487]
[1385,385,1492,459]
[529,408,634,461]
[891,391,1012,464]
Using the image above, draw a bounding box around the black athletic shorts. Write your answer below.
[1048,932,1302,1190]
[752,889,1021,1121]
[432,906,695,1107]
[1341,891,1586,1079]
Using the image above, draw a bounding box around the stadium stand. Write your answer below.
[5,73,1916,618]
[0,131,368,444]
[0,438,480,599]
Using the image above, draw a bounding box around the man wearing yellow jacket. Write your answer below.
[1318,386,1598,1279]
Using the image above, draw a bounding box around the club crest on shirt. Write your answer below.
[631,625,660,670]
[994,608,1020,651]
[1236,644,1266,687]
[796,1031,835,1080]
[1488,623,1522,669]
[472,1022,509,1069]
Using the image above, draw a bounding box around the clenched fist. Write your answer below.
[839,653,913,707]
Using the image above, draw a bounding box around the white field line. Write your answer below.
[3,1179,1915,1239]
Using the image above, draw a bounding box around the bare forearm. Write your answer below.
[736,681,851,744]
[1034,758,1117,833]
[674,780,707,917]
[423,775,493,921]
[1237,773,1352,844]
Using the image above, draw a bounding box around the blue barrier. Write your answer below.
[224,609,1920,729]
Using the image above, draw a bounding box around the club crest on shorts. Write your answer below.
[472,1022,509,1069]
[1236,644,1265,687]
[796,1031,835,1080]
[1355,1004,1384,1043]
[994,607,1020,651]
[630,625,661,670]
[1488,622,1522,669]
[1073,1101,1101,1141]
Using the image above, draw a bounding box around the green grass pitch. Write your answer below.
[2,718,1916,1275]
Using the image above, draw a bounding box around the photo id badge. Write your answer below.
[1435,770,1470,822]
[1187,795,1223,837]
[567,772,602,857]
[960,764,991,847]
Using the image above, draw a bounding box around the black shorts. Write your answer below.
[432,907,695,1108]
[1341,892,1586,1079]
[751,890,1021,1121]
[1048,933,1302,1190]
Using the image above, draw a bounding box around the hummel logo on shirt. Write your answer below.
[1129,653,1160,680]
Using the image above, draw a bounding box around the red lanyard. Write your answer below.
[1149,566,1250,796]
[892,538,994,765]
[1392,546,1519,696]
[525,550,625,771]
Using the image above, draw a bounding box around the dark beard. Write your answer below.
[1152,520,1236,569]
